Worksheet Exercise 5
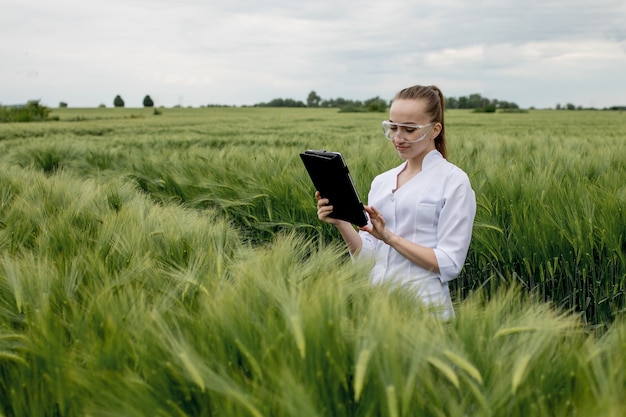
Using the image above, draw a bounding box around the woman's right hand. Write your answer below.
[316,191,342,225]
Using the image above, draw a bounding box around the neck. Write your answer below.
[406,147,433,172]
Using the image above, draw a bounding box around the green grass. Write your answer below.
[0,107,624,415]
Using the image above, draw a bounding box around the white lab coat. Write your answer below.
[357,150,476,318]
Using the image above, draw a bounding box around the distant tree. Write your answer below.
[143,95,154,107]
[306,91,321,107]
[446,93,519,110]
[467,93,487,109]
[473,104,497,113]
[446,97,459,109]
[113,95,125,108]
[497,100,519,110]
[0,100,52,123]
[59,102,68,108]
[364,96,387,112]
[254,98,306,107]
[320,97,360,108]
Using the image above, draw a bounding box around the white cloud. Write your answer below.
[424,46,485,68]
[1,0,625,108]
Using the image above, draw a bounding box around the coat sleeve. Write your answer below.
[433,170,476,283]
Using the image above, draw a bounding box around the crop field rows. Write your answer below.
[0,107,624,416]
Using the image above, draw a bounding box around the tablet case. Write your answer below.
[299,150,368,227]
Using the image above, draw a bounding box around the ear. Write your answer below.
[431,122,442,139]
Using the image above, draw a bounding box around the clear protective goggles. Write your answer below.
[381,120,435,143]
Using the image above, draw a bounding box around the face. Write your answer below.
[387,99,441,160]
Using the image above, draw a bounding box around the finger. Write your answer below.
[318,205,333,214]
[364,205,379,216]
[366,208,381,221]
[317,198,330,209]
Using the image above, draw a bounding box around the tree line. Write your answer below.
[111,92,521,111]
[252,91,521,112]
[253,91,388,112]
[445,93,519,110]
[106,93,624,111]
[3,93,623,119]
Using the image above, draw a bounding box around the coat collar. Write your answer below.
[395,149,443,173]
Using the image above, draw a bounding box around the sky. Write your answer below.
[2,0,625,109]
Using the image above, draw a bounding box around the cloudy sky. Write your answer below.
[2,0,625,109]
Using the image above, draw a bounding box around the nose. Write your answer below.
[391,130,405,142]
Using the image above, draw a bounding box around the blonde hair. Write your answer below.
[394,85,447,159]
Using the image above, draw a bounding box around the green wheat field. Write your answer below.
[0,106,625,416]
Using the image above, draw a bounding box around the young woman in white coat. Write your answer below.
[316,84,476,319]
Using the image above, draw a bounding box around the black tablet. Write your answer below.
[299,150,368,227]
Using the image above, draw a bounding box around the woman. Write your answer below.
[316,84,476,318]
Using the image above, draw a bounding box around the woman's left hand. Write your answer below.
[360,206,395,244]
